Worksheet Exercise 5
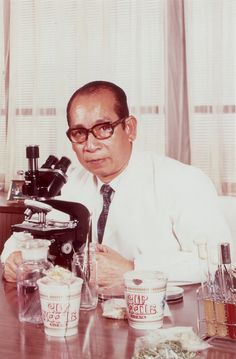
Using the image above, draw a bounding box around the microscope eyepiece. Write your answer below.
[23,146,71,198]
[47,157,71,197]
[41,155,58,169]
[54,157,71,174]
[26,145,39,159]
[26,145,39,173]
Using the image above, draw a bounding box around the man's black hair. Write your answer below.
[66,80,129,126]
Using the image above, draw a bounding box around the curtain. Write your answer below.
[185,0,236,195]
[165,0,191,165]
[1,0,166,190]
[0,0,8,189]
[0,0,236,196]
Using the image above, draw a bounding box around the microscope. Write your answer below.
[12,145,90,270]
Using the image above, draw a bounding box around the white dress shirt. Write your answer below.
[1,149,232,282]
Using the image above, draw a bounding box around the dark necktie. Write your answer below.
[97,184,114,243]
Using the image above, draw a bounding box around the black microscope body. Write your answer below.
[12,145,90,270]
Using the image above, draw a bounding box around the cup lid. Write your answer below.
[124,270,168,284]
[17,236,51,260]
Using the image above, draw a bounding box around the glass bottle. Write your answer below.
[71,242,98,310]
[214,242,234,337]
[16,238,52,324]
[217,242,236,339]
[196,241,217,336]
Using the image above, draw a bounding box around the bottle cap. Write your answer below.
[218,242,231,264]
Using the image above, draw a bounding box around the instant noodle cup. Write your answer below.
[124,270,168,330]
[37,266,83,337]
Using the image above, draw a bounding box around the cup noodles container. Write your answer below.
[124,270,168,330]
[37,266,83,337]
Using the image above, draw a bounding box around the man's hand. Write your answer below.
[95,244,134,287]
[2,251,23,282]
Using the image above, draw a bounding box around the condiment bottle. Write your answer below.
[196,241,217,336]
[218,242,236,339]
[16,238,52,323]
[212,242,232,337]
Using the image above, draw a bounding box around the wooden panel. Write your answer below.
[0,213,24,254]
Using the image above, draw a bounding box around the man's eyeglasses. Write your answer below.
[66,117,126,144]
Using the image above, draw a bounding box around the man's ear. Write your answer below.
[125,116,137,142]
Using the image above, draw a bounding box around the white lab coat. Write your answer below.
[1,149,232,282]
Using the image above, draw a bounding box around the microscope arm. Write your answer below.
[42,199,91,237]
[24,199,53,224]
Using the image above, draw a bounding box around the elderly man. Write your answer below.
[1,80,232,285]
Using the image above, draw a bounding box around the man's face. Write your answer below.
[68,90,137,183]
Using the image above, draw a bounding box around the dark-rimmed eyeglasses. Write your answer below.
[66,117,126,144]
